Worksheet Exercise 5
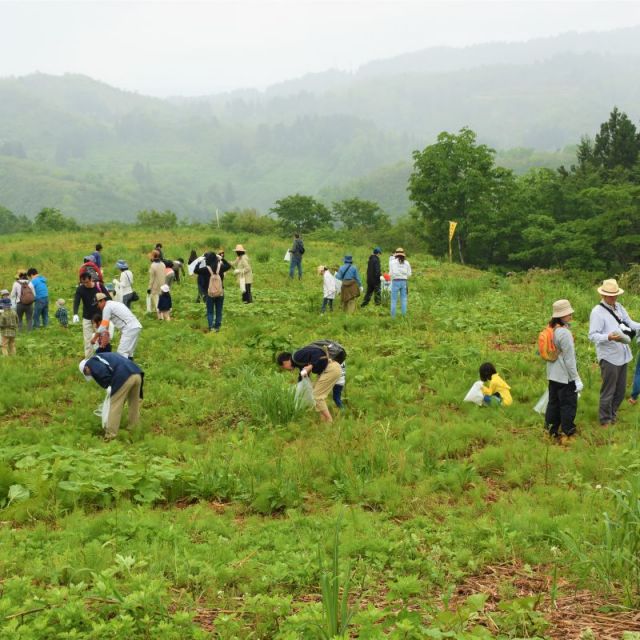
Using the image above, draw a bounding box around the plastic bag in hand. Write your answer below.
[533,390,549,415]
[295,377,314,410]
[463,380,485,406]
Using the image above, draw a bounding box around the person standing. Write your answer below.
[0,292,18,356]
[115,260,135,308]
[147,250,165,318]
[27,268,49,328]
[390,248,412,318]
[95,293,142,359]
[157,284,172,320]
[545,299,581,442]
[10,270,35,331]
[335,256,362,313]
[232,244,253,303]
[361,247,382,307]
[91,243,103,269]
[73,272,111,358]
[195,251,231,332]
[277,344,343,422]
[79,352,144,441]
[289,233,305,280]
[588,279,640,428]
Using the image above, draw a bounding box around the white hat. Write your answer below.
[95,292,107,302]
[597,279,624,296]
[79,359,92,381]
[160,284,170,293]
[552,299,574,318]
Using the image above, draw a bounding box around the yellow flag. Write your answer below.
[448,221,458,262]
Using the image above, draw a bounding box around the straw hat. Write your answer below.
[0,289,9,296]
[149,250,160,260]
[56,298,65,307]
[395,247,406,257]
[16,270,27,279]
[95,292,107,302]
[552,299,574,318]
[234,244,246,252]
[597,278,624,296]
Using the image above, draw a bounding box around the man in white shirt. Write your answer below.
[96,293,142,359]
[588,278,640,427]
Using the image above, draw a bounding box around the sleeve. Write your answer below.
[588,307,609,344]
[73,286,82,315]
[406,262,412,278]
[374,258,381,280]
[220,259,232,274]
[335,266,344,281]
[481,384,490,396]
[354,268,362,287]
[556,328,579,381]
[148,265,154,289]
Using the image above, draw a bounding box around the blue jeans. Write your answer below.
[333,384,344,408]
[631,355,640,400]
[289,256,302,279]
[390,280,407,317]
[33,297,49,328]
[205,295,224,330]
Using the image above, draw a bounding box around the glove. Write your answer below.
[575,377,584,393]
[72,314,79,324]
[300,369,309,379]
[359,286,364,293]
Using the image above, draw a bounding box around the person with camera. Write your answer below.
[588,279,640,428]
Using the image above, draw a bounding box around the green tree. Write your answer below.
[270,194,332,234]
[408,127,514,264]
[34,207,79,231]
[0,205,31,235]
[332,197,389,230]
[592,107,640,170]
[136,209,178,228]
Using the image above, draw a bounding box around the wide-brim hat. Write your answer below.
[234,244,246,252]
[149,250,160,260]
[160,284,170,293]
[79,359,92,381]
[597,278,624,296]
[95,292,107,302]
[116,260,128,270]
[395,247,406,257]
[552,299,574,318]
[344,255,353,263]
[0,289,9,296]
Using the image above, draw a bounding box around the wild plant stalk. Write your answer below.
[317,522,354,639]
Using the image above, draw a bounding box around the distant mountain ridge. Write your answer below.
[1,26,640,222]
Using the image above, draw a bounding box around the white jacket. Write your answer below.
[323,271,338,299]
[390,259,412,280]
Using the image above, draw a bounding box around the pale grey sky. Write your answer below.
[2,0,640,96]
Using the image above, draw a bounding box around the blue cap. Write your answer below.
[373,247,381,254]
[344,255,353,263]
[116,260,128,270]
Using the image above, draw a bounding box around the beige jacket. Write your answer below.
[148,261,166,294]
[233,255,253,284]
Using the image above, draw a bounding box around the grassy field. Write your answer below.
[2,228,640,639]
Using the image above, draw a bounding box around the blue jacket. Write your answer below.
[86,352,144,398]
[292,346,329,375]
[31,275,48,300]
[335,263,362,287]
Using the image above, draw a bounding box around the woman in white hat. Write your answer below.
[545,299,581,442]
[588,278,640,427]
[232,244,253,303]
[389,248,412,318]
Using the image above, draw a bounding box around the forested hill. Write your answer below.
[1,26,640,222]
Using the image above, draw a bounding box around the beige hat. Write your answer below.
[395,247,406,257]
[56,298,65,306]
[552,299,574,318]
[597,278,624,296]
[95,292,107,302]
[234,244,246,252]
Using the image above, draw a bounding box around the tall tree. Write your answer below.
[332,197,389,230]
[270,194,332,234]
[593,107,640,170]
[408,127,513,264]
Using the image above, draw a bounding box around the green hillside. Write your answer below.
[2,228,640,637]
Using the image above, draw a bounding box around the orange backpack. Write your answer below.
[537,325,559,362]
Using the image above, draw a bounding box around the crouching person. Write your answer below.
[277,344,343,422]
[79,352,144,441]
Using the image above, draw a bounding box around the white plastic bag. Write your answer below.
[463,380,485,406]
[534,390,549,415]
[284,250,291,262]
[146,294,152,313]
[295,377,315,410]
[93,387,111,430]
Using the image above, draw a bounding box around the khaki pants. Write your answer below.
[82,319,94,358]
[105,374,142,439]
[313,360,342,413]
[150,293,160,314]
[342,298,357,313]
[1,335,16,356]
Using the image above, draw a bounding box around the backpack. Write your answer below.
[19,281,34,305]
[308,339,347,364]
[207,263,223,298]
[537,325,558,362]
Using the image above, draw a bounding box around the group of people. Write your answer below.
[316,246,412,317]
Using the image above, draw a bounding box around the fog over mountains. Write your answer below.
[1,26,640,222]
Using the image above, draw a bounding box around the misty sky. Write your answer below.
[2,0,640,97]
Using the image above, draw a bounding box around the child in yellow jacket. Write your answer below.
[479,362,512,406]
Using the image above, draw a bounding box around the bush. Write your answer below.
[136,209,178,228]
